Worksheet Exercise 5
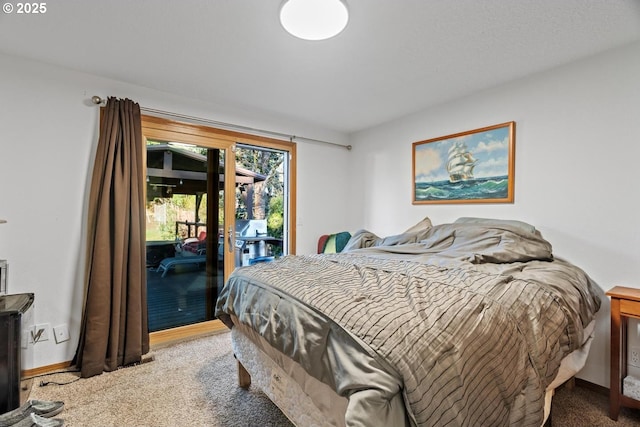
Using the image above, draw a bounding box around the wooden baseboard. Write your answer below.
[22,361,74,379]
[575,378,609,396]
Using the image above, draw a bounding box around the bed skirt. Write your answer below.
[230,319,596,427]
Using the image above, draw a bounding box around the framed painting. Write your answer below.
[412,121,515,204]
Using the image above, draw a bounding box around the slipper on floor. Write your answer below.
[8,413,64,427]
[0,401,64,427]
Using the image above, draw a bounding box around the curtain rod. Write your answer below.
[91,96,351,150]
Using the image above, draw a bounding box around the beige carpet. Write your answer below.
[28,332,292,426]
[551,382,640,427]
[27,332,640,426]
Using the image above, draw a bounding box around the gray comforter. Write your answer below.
[216,222,602,426]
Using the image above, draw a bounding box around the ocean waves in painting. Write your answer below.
[415,176,508,201]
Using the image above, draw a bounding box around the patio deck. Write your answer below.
[146,264,223,332]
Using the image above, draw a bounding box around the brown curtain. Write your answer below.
[75,97,149,378]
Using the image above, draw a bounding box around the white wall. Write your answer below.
[348,41,640,387]
[0,53,353,369]
[295,141,357,252]
[3,41,639,387]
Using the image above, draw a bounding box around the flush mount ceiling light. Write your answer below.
[280,0,349,41]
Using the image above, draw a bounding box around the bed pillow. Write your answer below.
[342,229,380,251]
[378,230,426,246]
[342,218,433,251]
[418,222,553,264]
[454,217,536,234]
[374,216,434,246]
[403,216,433,240]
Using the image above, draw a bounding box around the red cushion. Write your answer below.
[317,235,329,254]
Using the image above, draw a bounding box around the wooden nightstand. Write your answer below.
[606,286,640,420]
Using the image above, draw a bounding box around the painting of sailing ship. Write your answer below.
[447,140,477,183]
[412,122,515,204]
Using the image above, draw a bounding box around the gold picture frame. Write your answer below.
[412,121,515,204]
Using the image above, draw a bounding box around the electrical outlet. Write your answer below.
[53,324,70,344]
[29,325,39,343]
[35,323,50,342]
[630,346,640,367]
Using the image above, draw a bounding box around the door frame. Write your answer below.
[141,115,297,345]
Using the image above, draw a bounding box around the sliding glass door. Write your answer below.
[141,117,236,333]
[144,141,229,331]
[233,144,290,266]
[146,139,226,332]
[141,115,297,337]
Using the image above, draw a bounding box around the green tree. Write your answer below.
[267,195,284,239]
[235,147,285,235]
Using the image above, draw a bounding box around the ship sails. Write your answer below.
[447,141,477,183]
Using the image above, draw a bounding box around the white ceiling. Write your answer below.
[1,0,639,134]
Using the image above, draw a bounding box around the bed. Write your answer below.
[215,217,602,426]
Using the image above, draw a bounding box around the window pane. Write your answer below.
[234,145,288,267]
[145,141,223,332]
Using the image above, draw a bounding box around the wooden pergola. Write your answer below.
[146,143,266,236]
[147,143,265,195]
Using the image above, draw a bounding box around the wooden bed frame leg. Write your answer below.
[237,360,251,389]
[544,377,575,427]
[565,376,575,390]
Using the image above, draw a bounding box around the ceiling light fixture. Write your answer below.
[280,0,349,41]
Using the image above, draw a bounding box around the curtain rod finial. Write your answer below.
[91,96,105,105]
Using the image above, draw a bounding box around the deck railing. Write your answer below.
[175,221,206,239]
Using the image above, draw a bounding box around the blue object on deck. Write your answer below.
[156,255,206,278]
[249,256,274,265]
